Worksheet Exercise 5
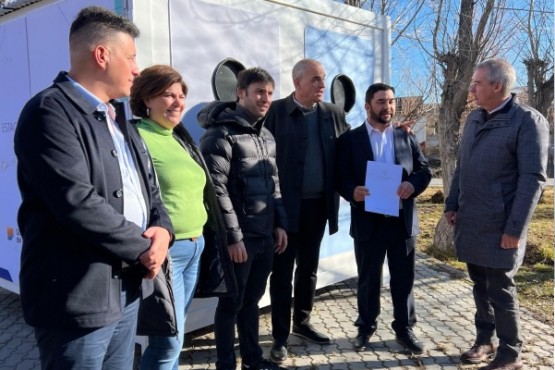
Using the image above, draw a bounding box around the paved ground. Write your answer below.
[1,253,552,370]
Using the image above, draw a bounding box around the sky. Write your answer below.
[333,0,554,101]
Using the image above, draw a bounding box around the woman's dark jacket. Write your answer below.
[197,101,288,244]
[136,121,236,337]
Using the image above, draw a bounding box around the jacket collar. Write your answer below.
[475,94,519,130]
[53,72,100,116]
[284,93,329,116]
[353,123,374,161]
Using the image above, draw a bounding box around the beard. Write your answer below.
[370,109,392,125]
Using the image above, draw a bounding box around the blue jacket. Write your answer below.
[14,72,173,329]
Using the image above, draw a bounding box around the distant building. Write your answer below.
[395,95,427,150]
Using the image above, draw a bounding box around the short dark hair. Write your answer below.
[130,65,188,118]
[236,67,275,92]
[69,6,139,49]
[365,83,395,103]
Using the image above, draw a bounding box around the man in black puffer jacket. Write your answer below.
[198,67,288,370]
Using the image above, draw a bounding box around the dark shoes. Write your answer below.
[353,324,377,351]
[292,324,330,344]
[270,342,288,363]
[353,333,370,351]
[242,359,287,370]
[395,331,424,355]
[460,343,497,364]
[478,358,523,370]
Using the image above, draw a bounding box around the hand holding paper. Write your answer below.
[353,186,370,202]
[397,181,415,199]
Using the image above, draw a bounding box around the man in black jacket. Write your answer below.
[336,83,431,354]
[198,67,288,370]
[265,59,349,362]
[14,6,173,370]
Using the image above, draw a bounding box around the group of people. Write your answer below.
[13,6,548,370]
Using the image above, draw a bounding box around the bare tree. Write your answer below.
[341,0,435,111]
[521,0,554,176]
[342,0,427,46]
[344,0,362,7]
[428,0,513,251]
[522,0,554,118]
[342,0,551,251]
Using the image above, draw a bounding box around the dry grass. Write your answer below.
[416,185,554,324]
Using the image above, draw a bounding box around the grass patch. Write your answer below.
[416,185,554,324]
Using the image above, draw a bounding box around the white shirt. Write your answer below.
[365,120,395,164]
[488,95,512,114]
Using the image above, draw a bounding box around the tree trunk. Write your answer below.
[433,216,454,255]
[437,101,460,196]
[432,0,496,253]
[434,82,464,255]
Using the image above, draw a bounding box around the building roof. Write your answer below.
[0,0,43,17]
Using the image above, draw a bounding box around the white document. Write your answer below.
[364,161,403,216]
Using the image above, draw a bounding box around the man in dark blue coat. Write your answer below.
[14,6,173,369]
[336,83,431,354]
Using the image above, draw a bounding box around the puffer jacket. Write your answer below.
[135,121,237,337]
[198,101,288,244]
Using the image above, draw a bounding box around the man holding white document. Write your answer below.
[336,83,431,354]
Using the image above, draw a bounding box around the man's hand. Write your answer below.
[140,226,171,279]
[444,211,457,226]
[396,119,416,133]
[228,241,248,263]
[500,233,520,249]
[397,181,415,199]
[274,227,288,255]
[353,186,370,202]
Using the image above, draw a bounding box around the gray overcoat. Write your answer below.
[445,96,549,269]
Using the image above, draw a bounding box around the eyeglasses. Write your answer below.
[469,80,495,89]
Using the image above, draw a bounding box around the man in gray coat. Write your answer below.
[444,58,549,370]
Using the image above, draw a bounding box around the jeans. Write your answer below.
[140,236,205,370]
[215,236,274,369]
[34,284,140,370]
[467,262,522,361]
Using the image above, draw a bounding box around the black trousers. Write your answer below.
[269,198,327,345]
[354,214,416,336]
[467,263,522,361]
[214,236,274,369]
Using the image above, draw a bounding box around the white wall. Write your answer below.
[0,0,391,333]
[0,0,118,293]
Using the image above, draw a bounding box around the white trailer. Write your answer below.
[0,0,391,332]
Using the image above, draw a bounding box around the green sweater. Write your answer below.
[137,119,207,239]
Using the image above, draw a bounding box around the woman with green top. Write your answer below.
[130,65,234,370]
